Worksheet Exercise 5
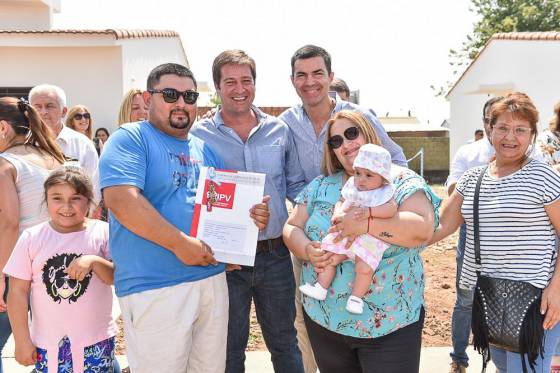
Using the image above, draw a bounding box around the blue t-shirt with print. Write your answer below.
[99,121,225,297]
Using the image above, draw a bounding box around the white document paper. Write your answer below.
[190,167,265,266]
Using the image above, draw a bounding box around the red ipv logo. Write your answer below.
[202,180,236,209]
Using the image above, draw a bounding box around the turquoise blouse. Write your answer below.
[295,169,441,338]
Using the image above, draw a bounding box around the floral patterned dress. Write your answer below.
[536,130,560,166]
[295,168,441,338]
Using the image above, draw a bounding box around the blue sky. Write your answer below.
[54,0,479,125]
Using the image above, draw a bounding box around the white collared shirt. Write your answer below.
[57,125,100,202]
[446,139,494,190]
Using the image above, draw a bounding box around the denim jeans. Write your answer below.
[225,242,304,373]
[490,321,560,372]
[0,277,11,373]
[450,224,474,366]
[0,311,10,373]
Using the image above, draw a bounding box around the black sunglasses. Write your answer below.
[73,113,91,120]
[327,126,360,149]
[148,88,199,104]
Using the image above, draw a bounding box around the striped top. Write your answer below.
[0,153,51,233]
[456,159,560,289]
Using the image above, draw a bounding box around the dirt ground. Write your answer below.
[116,185,457,353]
[421,184,458,347]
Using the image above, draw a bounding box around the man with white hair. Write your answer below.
[29,84,100,200]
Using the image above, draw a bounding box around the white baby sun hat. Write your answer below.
[353,144,392,183]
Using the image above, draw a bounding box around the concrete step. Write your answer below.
[2,344,495,372]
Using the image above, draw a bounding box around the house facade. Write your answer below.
[0,0,189,132]
[446,32,560,161]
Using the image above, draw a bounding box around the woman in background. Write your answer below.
[0,97,65,373]
[66,105,93,139]
[94,127,110,156]
[535,100,560,373]
[536,100,560,171]
[117,89,147,126]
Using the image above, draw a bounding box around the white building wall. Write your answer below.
[448,94,489,162]
[120,37,188,92]
[448,40,560,162]
[0,1,52,30]
[0,46,123,133]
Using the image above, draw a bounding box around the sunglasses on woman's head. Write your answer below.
[73,113,91,120]
[328,126,360,149]
[148,88,199,104]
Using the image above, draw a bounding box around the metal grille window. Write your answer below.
[0,87,32,99]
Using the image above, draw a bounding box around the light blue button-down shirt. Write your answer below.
[190,106,306,240]
[279,100,407,183]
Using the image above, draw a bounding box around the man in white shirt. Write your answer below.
[446,96,501,373]
[29,84,100,201]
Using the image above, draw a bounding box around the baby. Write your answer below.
[300,144,397,314]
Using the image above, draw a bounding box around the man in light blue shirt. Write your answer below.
[279,45,407,373]
[191,50,305,373]
[279,45,407,184]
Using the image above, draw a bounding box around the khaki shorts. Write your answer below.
[119,272,228,373]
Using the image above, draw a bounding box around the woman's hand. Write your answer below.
[541,280,560,330]
[330,207,368,238]
[14,338,37,366]
[352,207,371,221]
[305,241,334,273]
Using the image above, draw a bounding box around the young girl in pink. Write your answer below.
[4,166,117,373]
[299,144,397,314]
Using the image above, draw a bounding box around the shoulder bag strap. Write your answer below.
[473,166,488,271]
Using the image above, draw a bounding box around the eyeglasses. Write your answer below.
[148,88,199,104]
[73,113,91,121]
[327,126,360,149]
[492,124,533,137]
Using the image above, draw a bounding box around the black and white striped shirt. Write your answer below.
[456,159,560,289]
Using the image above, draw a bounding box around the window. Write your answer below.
[0,87,32,99]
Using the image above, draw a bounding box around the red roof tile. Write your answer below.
[0,29,180,40]
[492,31,560,41]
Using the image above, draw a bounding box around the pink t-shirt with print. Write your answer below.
[3,219,116,373]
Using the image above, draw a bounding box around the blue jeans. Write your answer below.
[490,321,560,372]
[0,277,12,373]
[225,242,304,373]
[450,224,474,366]
[0,311,10,373]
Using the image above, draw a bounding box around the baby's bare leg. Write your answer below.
[352,257,374,298]
[316,254,347,289]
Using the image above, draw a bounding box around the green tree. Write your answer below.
[209,92,221,107]
[434,0,560,96]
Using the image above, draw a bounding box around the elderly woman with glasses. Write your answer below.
[66,105,93,139]
[431,93,560,372]
[283,110,441,373]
